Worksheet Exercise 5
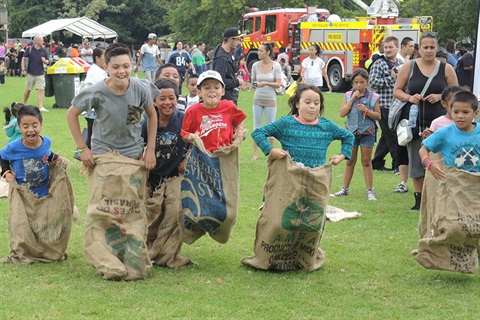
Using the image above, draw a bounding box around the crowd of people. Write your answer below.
[0,27,478,276]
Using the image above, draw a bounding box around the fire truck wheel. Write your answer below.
[327,64,346,92]
[247,59,259,74]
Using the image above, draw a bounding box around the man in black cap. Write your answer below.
[212,27,245,105]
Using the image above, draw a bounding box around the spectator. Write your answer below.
[191,42,207,75]
[212,27,245,105]
[167,41,195,94]
[205,47,214,70]
[0,40,6,63]
[134,33,163,83]
[70,44,80,58]
[300,44,332,92]
[368,36,402,173]
[21,35,50,112]
[55,41,66,59]
[81,42,94,64]
[455,49,474,89]
[393,32,457,210]
[250,42,282,160]
[444,40,459,67]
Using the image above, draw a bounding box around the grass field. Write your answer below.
[0,75,478,319]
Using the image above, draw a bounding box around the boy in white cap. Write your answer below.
[181,70,246,152]
[134,33,163,82]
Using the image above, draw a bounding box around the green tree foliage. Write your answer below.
[399,0,478,45]
[5,0,479,46]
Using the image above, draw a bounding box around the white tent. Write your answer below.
[22,17,117,39]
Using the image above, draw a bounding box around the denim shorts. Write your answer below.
[353,134,375,148]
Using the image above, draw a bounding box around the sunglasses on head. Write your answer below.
[422,32,438,38]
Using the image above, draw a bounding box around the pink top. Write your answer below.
[430,115,454,132]
[294,115,319,125]
[0,45,6,59]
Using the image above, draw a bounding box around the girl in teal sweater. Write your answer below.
[252,84,354,167]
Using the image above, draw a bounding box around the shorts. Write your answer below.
[406,139,425,179]
[25,74,46,91]
[396,144,409,166]
[353,134,375,148]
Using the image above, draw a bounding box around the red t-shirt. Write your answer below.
[181,100,247,152]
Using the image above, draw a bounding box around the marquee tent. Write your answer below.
[22,17,117,39]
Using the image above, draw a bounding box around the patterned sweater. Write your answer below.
[252,115,354,168]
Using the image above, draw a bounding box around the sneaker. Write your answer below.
[39,107,49,112]
[393,168,400,175]
[330,187,349,197]
[366,189,377,201]
[394,182,409,193]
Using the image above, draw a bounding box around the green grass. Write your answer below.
[0,75,479,319]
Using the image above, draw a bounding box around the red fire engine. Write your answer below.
[240,2,432,91]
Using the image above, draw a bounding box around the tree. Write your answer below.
[399,0,478,45]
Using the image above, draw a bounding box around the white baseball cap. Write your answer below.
[197,70,225,88]
[148,33,157,39]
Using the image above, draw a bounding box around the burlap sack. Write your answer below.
[84,153,151,280]
[1,162,74,264]
[181,133,244,244]
[414,167,480,274]
[241,155,333,271]
[0,177,8,197]
[145,175,192,268]
[418,152,444,239]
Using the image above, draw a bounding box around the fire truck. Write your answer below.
[240,1,432,91]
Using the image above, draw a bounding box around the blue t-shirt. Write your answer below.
[24,46,48,76]
[1,136,52,197]
[423,123,480,172]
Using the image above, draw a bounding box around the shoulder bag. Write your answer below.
[395,61,440,146]
[387,61,415,131]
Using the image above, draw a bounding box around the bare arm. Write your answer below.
[143,105,158,170]
[134,53,144,72]
[66,106,95,169]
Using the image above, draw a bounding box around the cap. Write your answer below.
[223,27,245,39]
[58,41,64,46]
[148,33,157,39]
[28,40,34,45]
[197,70,225,88]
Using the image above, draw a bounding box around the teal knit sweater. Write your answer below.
[252,115,354,168]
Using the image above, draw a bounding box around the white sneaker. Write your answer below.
[394,182,409,193]
[366,190,377,201]
[330,187,349,197]
[39,107,49,112]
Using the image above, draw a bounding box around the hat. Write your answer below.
[223,27,245,39]
[28,40,34,45]
[148,33,157,39]
[197,70,225,88]
[58,41,64,46]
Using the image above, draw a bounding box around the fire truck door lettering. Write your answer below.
[327,33,343,42]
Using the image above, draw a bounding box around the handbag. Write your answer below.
[388,61,415,131]
[395,61,441,145]
[396,118,413,146]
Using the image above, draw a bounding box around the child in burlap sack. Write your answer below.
[180,70,246,245]
[416,91,480,273]
[141,79,192,268]
[67,43,159,280]
[0,105,73,263]
[417,86,469,239]
[242,84,354,271]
